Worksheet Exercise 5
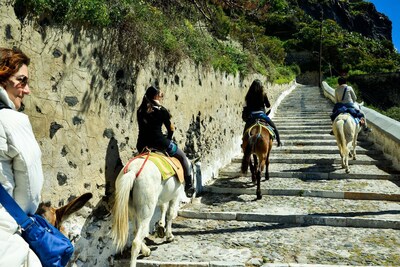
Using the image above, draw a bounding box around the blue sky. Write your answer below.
[367,0,400,52]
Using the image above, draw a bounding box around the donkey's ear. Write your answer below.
[55,192,93,226]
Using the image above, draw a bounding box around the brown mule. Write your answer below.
[241,121,273,200]
[36,193,93,234]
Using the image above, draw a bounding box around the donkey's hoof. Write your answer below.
[345,169,350,174]
[141,244,151,257]
[156,226,166,238]
[166,234,175,243]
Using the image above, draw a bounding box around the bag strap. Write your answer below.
[341,86,348,101]
[0,101,11,110]
[0,184,33,229]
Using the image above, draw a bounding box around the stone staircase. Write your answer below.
[124,85,400,266]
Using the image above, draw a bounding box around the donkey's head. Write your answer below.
[36,192,93,234]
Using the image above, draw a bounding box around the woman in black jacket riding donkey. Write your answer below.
[136,86,195,198]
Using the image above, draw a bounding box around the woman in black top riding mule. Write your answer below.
[242,79,282,147]
[136,86,194,197]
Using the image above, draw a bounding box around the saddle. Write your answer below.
[126,150,184,183]
[243,120,275,140]
[330,103,363,122]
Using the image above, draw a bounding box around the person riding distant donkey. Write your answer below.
[330,76,372,134]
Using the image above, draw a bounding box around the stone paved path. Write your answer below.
[73,85,400,267]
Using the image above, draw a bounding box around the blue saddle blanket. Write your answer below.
[330,103,363,122]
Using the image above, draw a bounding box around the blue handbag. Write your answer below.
[0,184,74,267]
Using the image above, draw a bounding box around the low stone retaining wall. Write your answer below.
[322,81,400,169]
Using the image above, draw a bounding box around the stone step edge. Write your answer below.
[115,259,376,267]
[203,186,400,202]
[178,210,400,230]
[231,150,385,156]
[218,171,400,180]
[231,158,388,166]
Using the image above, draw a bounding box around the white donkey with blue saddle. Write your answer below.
[332,103,363,173]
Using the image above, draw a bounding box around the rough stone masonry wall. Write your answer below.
[0,3,291,207]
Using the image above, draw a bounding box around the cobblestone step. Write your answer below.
[279,125,332,130]
[275,139,374,147]
[231,156,390,166]
[203,186,400,202]
[206,176,400,195]
[221,161,398,177]
[273,147,382,156]
[220,170,400,181]
[114,219,400,266]
[184,193,400,221]
[279,129,346,135]
[273,115,332,120]
[273,121,333,126]
[281,134,369,140]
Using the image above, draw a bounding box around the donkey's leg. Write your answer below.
[264,152,270,181]
[131,216,152,265]
[351,135,357,160]
[256,169,262,200]
[251,155,258,183]
[129,196,156,266]
[165,197,179,242]
[344,142,350,173]
[256,156,265,200]
[156,202,168,238]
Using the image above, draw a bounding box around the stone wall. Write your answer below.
[0,3,292,206]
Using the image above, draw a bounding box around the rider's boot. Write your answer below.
[360,118,372,133]
[273,126,282,147]
[269,120,282,147]
[184,175,195,198]
[363,125,372,133]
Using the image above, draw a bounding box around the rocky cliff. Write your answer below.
[297,0,392,42]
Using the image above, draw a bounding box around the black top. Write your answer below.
[247,93,271,112]
[136,104,174,153]
[242,93,271,122]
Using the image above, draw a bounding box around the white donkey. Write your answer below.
[332,112,362,173]
[110,153,195,267]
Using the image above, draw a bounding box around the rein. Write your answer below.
[123,151,151,177]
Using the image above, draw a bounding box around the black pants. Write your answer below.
[173,147,191,179]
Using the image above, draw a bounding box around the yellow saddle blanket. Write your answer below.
[137,152,184,183]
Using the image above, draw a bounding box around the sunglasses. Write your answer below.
[12,75,29,87]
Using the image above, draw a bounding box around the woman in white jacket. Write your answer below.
[0,47,43,266]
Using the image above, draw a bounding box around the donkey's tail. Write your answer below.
[241,137,254,174]
[110,168,136,252]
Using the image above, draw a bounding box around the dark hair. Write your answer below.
[138,86,161,114]
[145,86,160,100]
[338,76,347,85]
[245,79,264,107]
[0,47,30,87]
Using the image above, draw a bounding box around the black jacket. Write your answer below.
[136,104,174,152]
